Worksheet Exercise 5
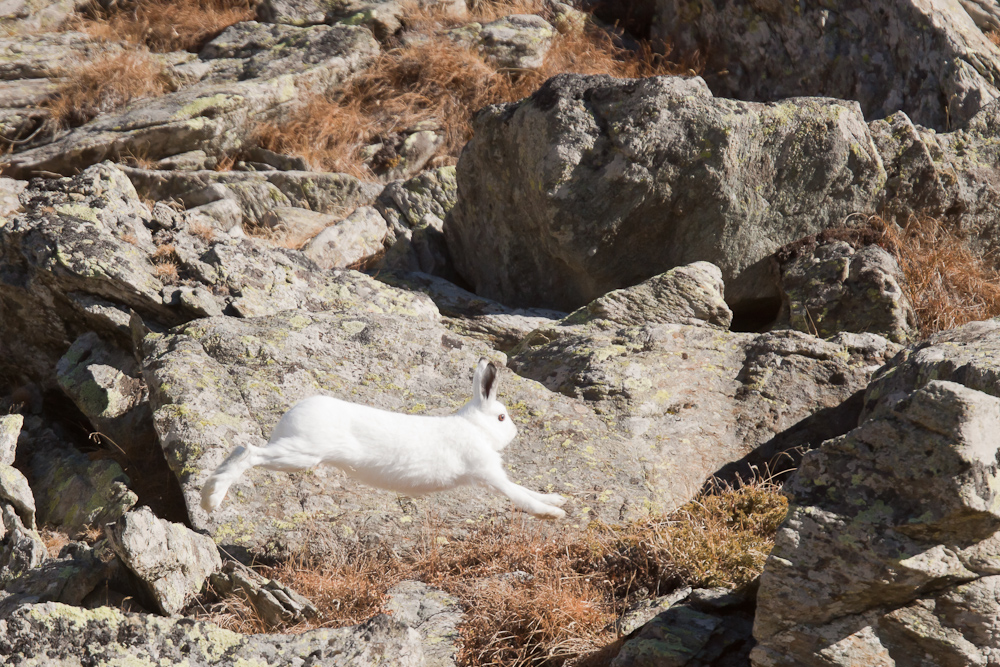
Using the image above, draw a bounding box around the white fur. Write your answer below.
[201,358,567,519]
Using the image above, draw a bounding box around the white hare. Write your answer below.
[201,358,567,519]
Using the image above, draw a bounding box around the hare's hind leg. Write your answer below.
[201,445,261,512]
[201,438,324,512]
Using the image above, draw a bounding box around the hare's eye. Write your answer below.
[498,414,506,422]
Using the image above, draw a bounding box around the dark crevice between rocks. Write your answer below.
[729,296,782,333]
[24,389,189,527]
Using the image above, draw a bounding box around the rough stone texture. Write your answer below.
[0,178,26,222]
[302,205,388,269]
[0,542,117,618]
[0,602,427,666]
[458,14,556,70]
[612,587,756,667]
[0,415,21,466]
[777,240,915,343]
[0,23,379,178]
[446,74,885,312]
[123,166,384,220]
[106,506,222,616]
[509,318,893,512]
[377,166,458,277]
[861,318,1000,422]
[0,0,80,34]
[752,380,1000,666]
[871,103,1000,263]
[379,270,563,352]
[257,0,465,36]
[562,261,733,329]
[28,440,137,537]
[384,580,462,667]
[961,0,1000,31]
[0,163,429,388]
[0,465,35,531]
[210,560,318,628]
[55,332,160,465]
[260,205,337,240]
[139,307,650,557]
[654,0,1000,131]
[0,503,45,585]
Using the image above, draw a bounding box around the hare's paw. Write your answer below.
[201,476,224,512]
[540,493,568,507]
[532,505,566,520]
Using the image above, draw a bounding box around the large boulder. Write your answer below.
[775,237,915,343]
[653,0,1000,131]
[752,380,1000,665]
[138,307,644,557]
[0,602,428,666]
[445,74,885,313]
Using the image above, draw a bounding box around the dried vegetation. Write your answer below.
[873,215,1000,336]
[71,0,256,53]
[200,480,786,666]
[254,1,692,178]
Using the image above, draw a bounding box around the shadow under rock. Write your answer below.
[709,390,866,488]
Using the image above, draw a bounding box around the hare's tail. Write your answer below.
[201,445,261,512]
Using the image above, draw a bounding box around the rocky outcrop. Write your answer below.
[776,239,915,343]
[376,166,457,277]
[0,602,428,666]
[0,163,428,387]
[561,261,732,329]
[862,318,1000,421]
[752,379,1000,665]
[0,415,21,466]
[106,507,222,616]
[612,587,756,667]
[654,0,1000,131]
[872,103,1000,260]
[445,74,885,313]
[384,580,462,667]
[210,560,318,628]
[510,314,895,511]
[0,22,379,178]
[451,14,556,69]
[303,205,387,269]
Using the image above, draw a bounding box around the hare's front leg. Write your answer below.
[524,488,568,507]
[481,471,567,520]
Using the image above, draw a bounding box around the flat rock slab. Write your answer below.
[0,602,427,666]
[0,23,378,178]
[139,308,647,557]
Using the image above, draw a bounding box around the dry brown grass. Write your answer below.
[152,242,180,282]
[253,4,690,178]
[203,480,785,666]
[72,0,256,53]
[188,221,218,243]
[873,215,1000,336]
[988,30,1000,48]
[44,49,172,129]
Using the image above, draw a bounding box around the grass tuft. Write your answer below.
[71,0,256,53]
[873,215,1000,336]
[199,480,786,666]
[44,49,173,129]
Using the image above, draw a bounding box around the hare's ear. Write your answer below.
[473,357,498,405]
